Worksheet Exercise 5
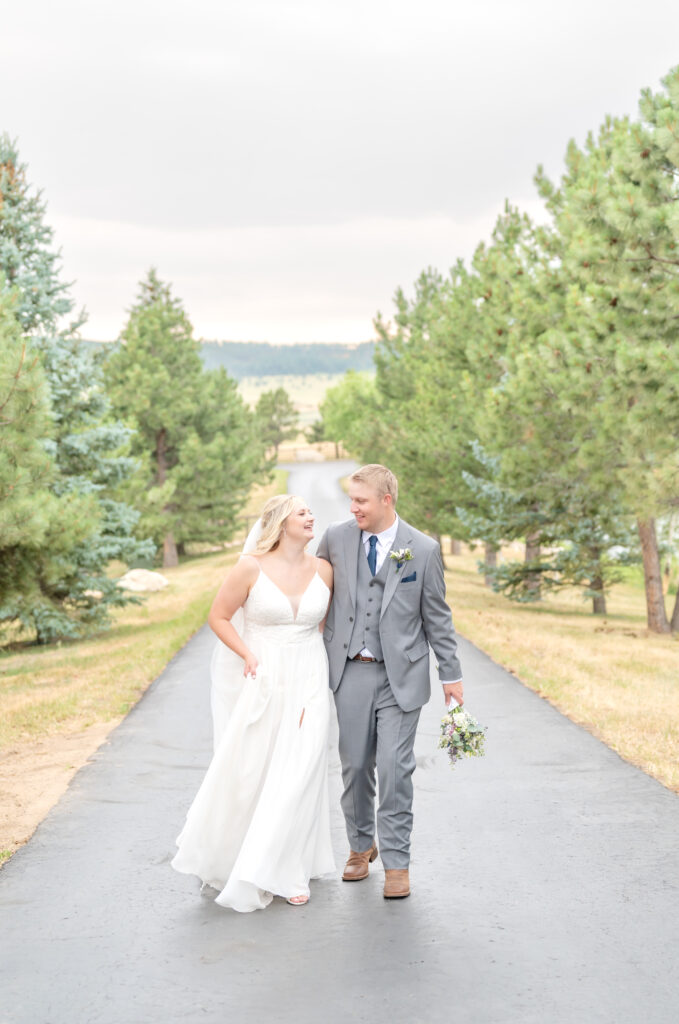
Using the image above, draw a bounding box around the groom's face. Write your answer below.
[349,482,394,534]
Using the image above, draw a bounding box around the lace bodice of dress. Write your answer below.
[243,570,330,645]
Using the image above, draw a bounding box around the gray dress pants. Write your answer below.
[333,659,421,870]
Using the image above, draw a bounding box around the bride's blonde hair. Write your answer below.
[251,494,305,554]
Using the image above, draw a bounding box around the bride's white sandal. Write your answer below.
[286,894,309,906]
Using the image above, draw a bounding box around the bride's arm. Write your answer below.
[207,556,260,676]
[316,557,334,632]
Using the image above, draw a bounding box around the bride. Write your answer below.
[171,494,336,911]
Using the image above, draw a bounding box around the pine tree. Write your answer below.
[373,212,549,581]
[105,270,265,566]
[534,65,679,631]
[466,205,555,598]
[168,367,268,546]
[254,387,299,459]
[0,286,57,612]
[369,267,480,545]
[319,370,381,460]
[366,201,639,614]
[456,444,526,588]
[0,135,81,336]
[0,135,153,642]
[304,418,327,447]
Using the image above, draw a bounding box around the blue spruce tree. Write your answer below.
[0,133,153,643]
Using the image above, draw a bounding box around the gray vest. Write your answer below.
[347,542,389,659]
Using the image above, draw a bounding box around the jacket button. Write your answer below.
[343,643,348,649]
[367,612,371,617]
[349,616,354,622]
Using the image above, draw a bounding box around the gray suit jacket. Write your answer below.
[316,517,463,712]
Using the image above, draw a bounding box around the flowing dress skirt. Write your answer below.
[171,622,335,912]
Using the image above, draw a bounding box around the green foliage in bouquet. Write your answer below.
[439,705,487,769]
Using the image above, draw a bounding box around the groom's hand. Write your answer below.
[443,681,464,707]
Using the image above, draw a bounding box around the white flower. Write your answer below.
[389,548,413,568]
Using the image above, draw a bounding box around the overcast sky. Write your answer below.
[3,1,678,343]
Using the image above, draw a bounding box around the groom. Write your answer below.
[317,464,463,899]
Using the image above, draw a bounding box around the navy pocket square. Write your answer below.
[401,571,417,583]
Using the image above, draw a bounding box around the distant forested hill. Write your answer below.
[84,340,375,379]
[199,340,375,378]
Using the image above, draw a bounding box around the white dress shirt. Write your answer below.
[361,516,400,576]
[359,516,462,688]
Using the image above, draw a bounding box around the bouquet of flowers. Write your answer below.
[439,703,487,769]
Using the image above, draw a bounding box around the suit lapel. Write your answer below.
[380,519,413,619]
[344,521,362,610]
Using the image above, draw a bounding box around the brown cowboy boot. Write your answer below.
[383,869,410,899]
[342,842,379,881]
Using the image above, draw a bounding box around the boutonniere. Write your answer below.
[389,548,413,571]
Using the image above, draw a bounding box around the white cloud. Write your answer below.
[53,197,547,341]
[3,0,679,341]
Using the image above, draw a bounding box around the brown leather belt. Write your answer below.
[351,653,379,663]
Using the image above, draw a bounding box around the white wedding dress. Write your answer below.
[171,566,336,912]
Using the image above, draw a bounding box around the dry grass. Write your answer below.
[0,472,296,861]
[0,550,238,754]
[0,472,291,756]
[444,548,679,792]
[0,549,244,861]
[238,373,348,427]
[275,439,348,462]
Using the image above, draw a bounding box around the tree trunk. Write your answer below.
[335,441,340,459]
[450,539,462,556]
[667,513,679,632]
[591,573,607,615]
[156,427,178,568]
[666,513,676,583]
[670,589,679,634]
[156,427,168,487]
[163,533,179,567]
[524,532,542,599]
[484,541,497,587]
[637,517,670,633]
[434,534,447,569]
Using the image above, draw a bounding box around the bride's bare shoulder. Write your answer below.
[228,553,260,584]
[315,556,333,588]
[239,553,261,566]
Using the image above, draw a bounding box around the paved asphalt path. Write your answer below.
[2,461,679,1024]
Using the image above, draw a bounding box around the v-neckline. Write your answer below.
[256,568,321,622]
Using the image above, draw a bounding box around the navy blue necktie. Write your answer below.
[367,535,378,576]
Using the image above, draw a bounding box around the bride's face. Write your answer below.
[284,501,314,544]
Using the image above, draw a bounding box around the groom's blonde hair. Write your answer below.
[252,494,305,554]
[349,464,398,505]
